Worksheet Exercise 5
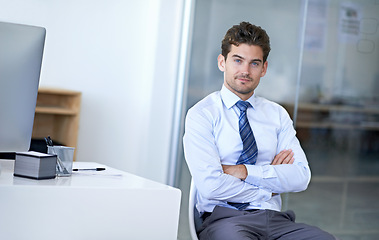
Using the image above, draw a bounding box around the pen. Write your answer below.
[72,168,106,171]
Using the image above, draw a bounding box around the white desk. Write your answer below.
[0,160,181,240]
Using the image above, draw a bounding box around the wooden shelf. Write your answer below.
[32,88,81,160]
[35,106,78,115]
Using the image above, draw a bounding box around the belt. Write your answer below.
[202,208,259,221]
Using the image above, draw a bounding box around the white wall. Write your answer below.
[0,0,184,183]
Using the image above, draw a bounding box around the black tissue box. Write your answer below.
[14,151,57,180]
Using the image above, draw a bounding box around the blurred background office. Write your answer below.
[175,1,379,240]
[1,0,378,239]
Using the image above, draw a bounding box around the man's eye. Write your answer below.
[235,59,241,63]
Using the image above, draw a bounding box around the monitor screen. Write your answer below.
[0,21,46,156]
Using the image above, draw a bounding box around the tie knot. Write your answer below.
[236,101,250,112]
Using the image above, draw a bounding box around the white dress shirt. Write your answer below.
[183,85,311,214]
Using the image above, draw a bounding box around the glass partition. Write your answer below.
[285,1,379,239]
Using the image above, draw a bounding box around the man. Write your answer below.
[183,22,335,239]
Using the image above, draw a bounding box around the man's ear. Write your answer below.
[217,54,225,72]
[261,61,268,77]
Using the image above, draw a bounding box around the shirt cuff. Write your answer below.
[244,164,276,186]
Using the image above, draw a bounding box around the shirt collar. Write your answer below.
[221,84,256,109]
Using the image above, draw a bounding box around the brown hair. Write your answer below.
[221,22,271,62]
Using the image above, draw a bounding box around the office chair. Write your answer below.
[189,180,340,240]
[189,179,202,240]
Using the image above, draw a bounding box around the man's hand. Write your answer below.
[271,149,294,165]
[222,164,247,180]
[271,149,294,196]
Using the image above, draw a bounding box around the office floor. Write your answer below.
[177,130,379,240]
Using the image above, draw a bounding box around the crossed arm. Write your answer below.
[222,149,295,181]
[222,149,295,196]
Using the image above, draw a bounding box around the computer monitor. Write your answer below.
[0,21,46,156]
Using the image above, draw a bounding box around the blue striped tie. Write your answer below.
[228,100,258,210]
[236,101,258,165]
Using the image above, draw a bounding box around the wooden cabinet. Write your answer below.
[32,88,81,159]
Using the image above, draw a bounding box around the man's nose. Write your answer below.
[241,63,250,74]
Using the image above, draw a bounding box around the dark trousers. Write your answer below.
[198,206,336,240]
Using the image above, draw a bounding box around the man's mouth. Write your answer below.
[236,75,252,82]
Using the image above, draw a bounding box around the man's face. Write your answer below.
[218,43,268,101]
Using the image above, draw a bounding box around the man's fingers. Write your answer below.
[272,150,288,165]
[283,155,294,164]
[271,151,283,165]
[282,151,294,164]
[272,149,294,165]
